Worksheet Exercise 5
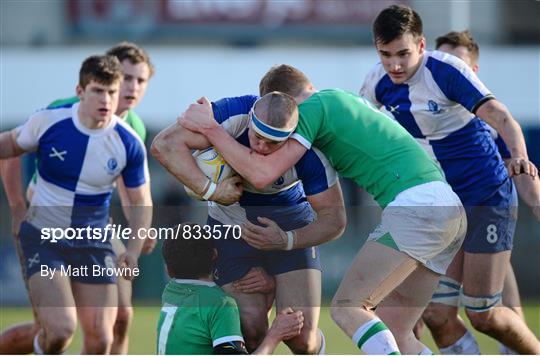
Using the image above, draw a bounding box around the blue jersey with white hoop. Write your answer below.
[16,102,149,235]
[207,95,338,231]
[360,50,509,205]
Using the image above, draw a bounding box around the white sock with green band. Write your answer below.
[352,318,401,355]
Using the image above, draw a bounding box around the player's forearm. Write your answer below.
[125,189,153,256]
[252,333,280,355]
[151,127,209,195]
[292,206,347,249]
[205,126,280,188]
[0,157,26,208]
[477,101,528,159]
[513,174,540,214]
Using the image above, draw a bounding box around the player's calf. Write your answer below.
[111,305,133,354]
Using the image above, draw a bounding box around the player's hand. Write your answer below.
[508,157,537,179]
[141,238,157,255]
[10,204,27,237]
[233,267,276,294]
[242,217,288,250]
[177,97,218,134]
[211,176,243,205]
[117,251,139,281]
[268,308,304,341]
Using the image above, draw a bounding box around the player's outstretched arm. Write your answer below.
[118,182,153,280]
[242,182,346,250]
[477,100,538,178]
[178,97,307,189]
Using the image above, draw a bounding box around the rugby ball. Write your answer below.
[184,147,234,200]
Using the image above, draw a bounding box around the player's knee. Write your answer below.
[84,328,114,354]
[114,306,133,339]
[286,328,319,354]
[43,319,76,353]
[241,317,267,351]
[465,309,498,334]
[422,303,456,330]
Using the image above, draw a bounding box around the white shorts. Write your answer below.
[368,181,467,274]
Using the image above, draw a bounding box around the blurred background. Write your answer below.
[1,0,539,309]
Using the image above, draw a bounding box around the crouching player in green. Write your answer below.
[157,223,304,355]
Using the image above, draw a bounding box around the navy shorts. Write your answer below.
[208,217,322,286]
[19,221,117,284]
[462,179,518,253]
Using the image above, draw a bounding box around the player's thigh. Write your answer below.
[28,272,77,333]
[502,263,523,313]
[275,269,321,332]
[463,251,510,296]
[377,264,440,334]
[72,282,118,336]
[333,241,418,309]
[221,283,269,330]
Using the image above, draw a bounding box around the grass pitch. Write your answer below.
[2,303,539,354]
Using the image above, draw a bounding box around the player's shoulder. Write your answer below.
[425,50,471,75]
[364,62,388,85]
[114,116,146,149]
[25,103,75,129]
[47,96,80,109]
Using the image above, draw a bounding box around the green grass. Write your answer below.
[1,304,539,354]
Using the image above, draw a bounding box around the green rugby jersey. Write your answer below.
[156,279,244,355]
[293,89,444,208]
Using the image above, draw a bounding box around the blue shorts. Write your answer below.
[462,179,517,253]
[208,217,322,286]
[19,221,117,284]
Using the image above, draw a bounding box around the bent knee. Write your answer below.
[422,303,458,329]
[286,329,320,354]
[42,321,76,352]
[115,306,133,332]
[241,317,267,350]
[466,309,497,334]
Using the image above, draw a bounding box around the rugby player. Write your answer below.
[359,5,539,354]
[416,29,540,354]
[157,222,304,355]
[0,55,152,354]
[0,42,155,355]
[177,65,466,354]
[153,92,346,353]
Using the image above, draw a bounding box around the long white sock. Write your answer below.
[499,341,518,355]
[352,318,400,355]
[419,346,434,354]
[33,331,44,355]
[439,330,480,355]
[317,329,326,355]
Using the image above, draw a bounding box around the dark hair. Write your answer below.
[373,5,423,45]
[259,64,311,98]
[254,91,298,129]
[106,41,155,77]
[79,55,123,89]
[436,30,479,63]
[162,223,214,279]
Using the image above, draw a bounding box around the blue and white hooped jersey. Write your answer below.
[16,102,149,230]
[207,95,338,230]
[360,50,509,205]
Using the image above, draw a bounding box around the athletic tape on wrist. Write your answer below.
[202,182,217,200]
[285,231,294,250]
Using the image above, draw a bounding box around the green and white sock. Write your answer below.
[352,318,400,355]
